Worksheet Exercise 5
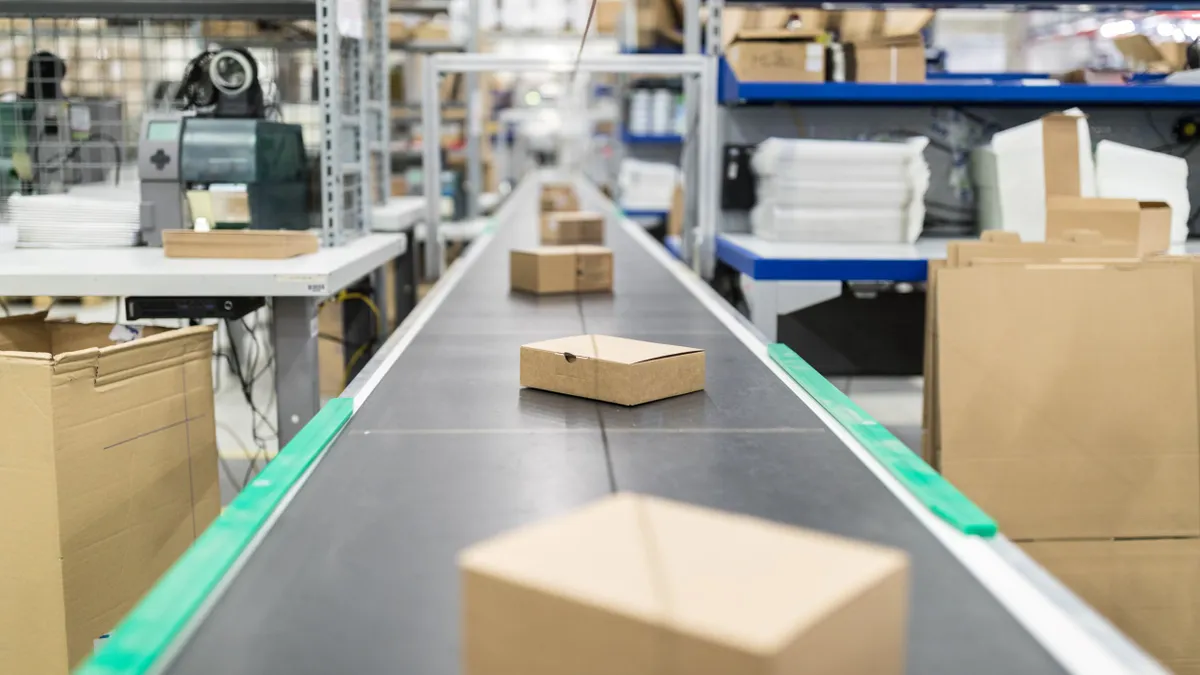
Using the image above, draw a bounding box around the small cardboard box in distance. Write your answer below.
[541,211,605,245]
[0,313,220,674]
[510,246,613,295]
[520,335,704,406]
[540,182,580,212]
[845,34,926,83]
[461,493,910,675]
[1023,539,1200,674]
[726,28,826,83]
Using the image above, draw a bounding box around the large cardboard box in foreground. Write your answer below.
[1023,539,1200,675]
[0,314,220,674]
[521,335,705,406]
[461,493,910,675]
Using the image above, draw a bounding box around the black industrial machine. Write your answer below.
[137,47,310,245]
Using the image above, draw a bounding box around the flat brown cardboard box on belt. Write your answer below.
[540,211,605,245]
[510,246,613,295]
[520,335,704,406]
[460,493,910,675]
[0,313,220,674]
[726,28,827,83]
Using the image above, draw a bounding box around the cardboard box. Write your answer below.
[541,211,605,245]
[461,493,910,675]
[0,314,220,674]
[667,182,684,239]
[540,183,580,212]
[726,29,827,84]
[846,34,926,83]
[520,335,705,406]
[510,246,613,295]
[935,261,1200,540]
[594,0,623,34]
[163,230,320,260]
[1046,198,1171,256]
[1022,538,1200,674]
[1115,34,1189,72]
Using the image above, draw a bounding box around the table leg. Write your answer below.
[743,275,779,342]
[272,296,320,447]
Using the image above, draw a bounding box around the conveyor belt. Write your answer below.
[160,177,1081,675]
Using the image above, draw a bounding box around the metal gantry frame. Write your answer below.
[421,53,715,279]
[317,0,389,245]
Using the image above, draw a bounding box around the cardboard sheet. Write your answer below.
[1023,538,1200,675]
[936,263,1200,540]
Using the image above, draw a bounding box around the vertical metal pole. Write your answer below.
[273,297,320,447]
[318,0,344,245]
[695,0,723,278]
[465,0,483,219]
[681,0,700,266]
[423,56,444,279]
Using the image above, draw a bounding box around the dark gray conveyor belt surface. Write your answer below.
[165,184,1069,675]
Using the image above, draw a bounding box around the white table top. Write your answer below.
[719,233,956,260]
[0,233,406,297]
[371,198,426,233]
[721,232,1200,261]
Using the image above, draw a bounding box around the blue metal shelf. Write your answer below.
[665,235,684,260]
[716,235,934,282]
[622,130,684,145]
[719,58,1200,107]
[623,208,670,219]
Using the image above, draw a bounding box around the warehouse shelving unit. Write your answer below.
[698,0,1200,343]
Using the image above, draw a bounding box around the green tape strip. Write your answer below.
[75,398,355,675]
[767,344,997,538]
[482,217,498,235]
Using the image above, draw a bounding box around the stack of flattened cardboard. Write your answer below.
[924,229,1200,672]
[461,493,911,675]
[0,313,221,674]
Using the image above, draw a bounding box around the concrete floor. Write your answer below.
[5,298,927,506]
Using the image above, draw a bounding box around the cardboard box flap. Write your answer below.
[732,27,824,43]
[524,334,702,365]
[883,9,934,36]
[1042,113,1089,198]
[0,311,52,353]
[1114,34,1169,65]
[852,33,924,48]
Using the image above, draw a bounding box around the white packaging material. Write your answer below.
[651,89,673,136]
[751,136,930,244]
[1095,140,1191,243]
[751,205,911,243]
[618,158,679,211]
[988,108,1095,242]
[629,90,652,136]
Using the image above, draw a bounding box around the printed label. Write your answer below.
[805,44,824,73]
[276,274,329,295]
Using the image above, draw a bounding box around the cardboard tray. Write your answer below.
[163,230,320,260]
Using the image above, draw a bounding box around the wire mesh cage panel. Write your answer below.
[0,4,385,246]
